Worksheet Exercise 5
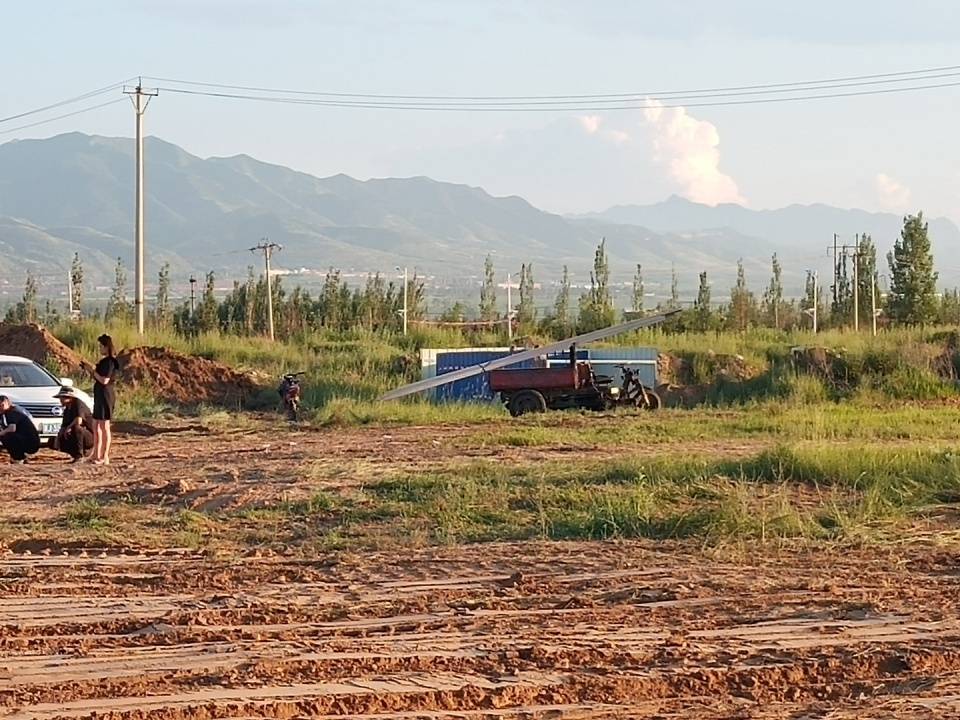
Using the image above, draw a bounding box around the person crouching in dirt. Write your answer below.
[53,387,94,463]
[80,333,120,466]
[0,394,41,464]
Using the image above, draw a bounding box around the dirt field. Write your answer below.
[2,420,960,718]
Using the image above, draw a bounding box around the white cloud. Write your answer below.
[578,115,601,135]
[642,100,745,206]
[875,173,912,212]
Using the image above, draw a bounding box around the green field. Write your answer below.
[19,319,957,555]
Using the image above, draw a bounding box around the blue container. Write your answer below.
[435,350,535,402]
[434,346,659,402]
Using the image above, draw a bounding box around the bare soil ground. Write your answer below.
[1,420,959,718]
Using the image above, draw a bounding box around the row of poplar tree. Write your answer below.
[6,255,426,336]
[472,212,948,335]
[3,212,949,336]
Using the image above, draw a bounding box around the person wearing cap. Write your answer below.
[0,394,41,464]
[53,387,94,463]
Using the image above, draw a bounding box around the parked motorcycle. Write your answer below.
[278,372,306,421]
[615,364,661,410]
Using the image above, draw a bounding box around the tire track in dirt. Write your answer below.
[2,543,960,717]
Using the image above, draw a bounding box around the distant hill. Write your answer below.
[577,195,960,271]
[1,134,958,297]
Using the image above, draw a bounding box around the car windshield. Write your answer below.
[0,362,57,388]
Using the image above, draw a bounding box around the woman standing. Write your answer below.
[81,334,120,466]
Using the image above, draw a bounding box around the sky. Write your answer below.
[3,0,960,221]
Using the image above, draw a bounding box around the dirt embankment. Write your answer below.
[0,322,86,376]
[0,324,267,407]
[656,351,758,408]
[117,346,266,406]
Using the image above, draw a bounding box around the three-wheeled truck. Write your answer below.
[489,345,661,417]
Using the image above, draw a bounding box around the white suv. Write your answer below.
[0,355,95,446]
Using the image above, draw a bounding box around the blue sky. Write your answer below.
[3,1,960,220]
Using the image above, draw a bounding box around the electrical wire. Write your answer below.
[0,78,135,125]
[155,79,960,111]
[153,70,960,108]
[0,99,126,136]
[143,63,960,101]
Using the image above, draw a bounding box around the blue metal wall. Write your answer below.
[434,347,659,402]
[434,350,535,402]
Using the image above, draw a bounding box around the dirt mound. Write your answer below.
[656,352,758,407]
[117,346,267,406]
[791,346,841,377]
[0,323,86,376]
[656,382,710,408]
[657,353,693,385]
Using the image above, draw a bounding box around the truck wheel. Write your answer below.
[508,389,548,417]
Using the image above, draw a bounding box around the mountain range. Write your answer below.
[1,132,958,296]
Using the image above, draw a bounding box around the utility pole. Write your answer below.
[396,266,408,335]
[67,270,74,317]
[506,272,513,342]
[123,79,158,336]
[804,270,819,333]
[831,233,839,309]
[829,236,863,330]
[852,234,860,332]
[251,239,282,341]
[871,270,878,337]
[813,271,818,334]
[189,275,197,317]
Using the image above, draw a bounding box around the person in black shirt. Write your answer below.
[80,333,121,466]
[0,394,41,464]
[53,387,94,463]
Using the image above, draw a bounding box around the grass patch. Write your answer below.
[64,499,111,531]
[357,445,960,546]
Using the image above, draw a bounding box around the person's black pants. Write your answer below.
[58,428,93,459]
[1,435,41,461]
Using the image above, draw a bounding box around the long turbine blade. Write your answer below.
[380,309,680,401]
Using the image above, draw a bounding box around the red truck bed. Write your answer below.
[489,366,579,392]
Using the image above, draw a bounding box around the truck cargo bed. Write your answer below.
[489,367,579,392]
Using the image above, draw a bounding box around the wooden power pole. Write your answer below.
[250,240,282,341]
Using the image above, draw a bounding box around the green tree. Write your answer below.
[802,271,821,330]
[155,262,171,329]
[105,257,131,323]
[762,253,783,329]
[831,249,854,325]
[552,265,572,336]
[670,263,679,308]
[479,255,497,322]
[517,263,535,329]
[855,234,880,328]
[440,301,467,323]
[938,288,960,325]
[887,213,938,325]
[69,253,84,318]
[578,238,615,331]
[693,270,713,331]
[196,271,219,332]
[727,259,756,331]
[632,263,645,313]
[22,271,38,323]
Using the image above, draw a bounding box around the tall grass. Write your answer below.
[357,444,960,545]
[47,319,960,424]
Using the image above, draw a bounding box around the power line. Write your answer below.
[0,78,134,124]
[143,63,960,101]
[153,70,960,108]
[155,79,960,112]
[0,98,126,136]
